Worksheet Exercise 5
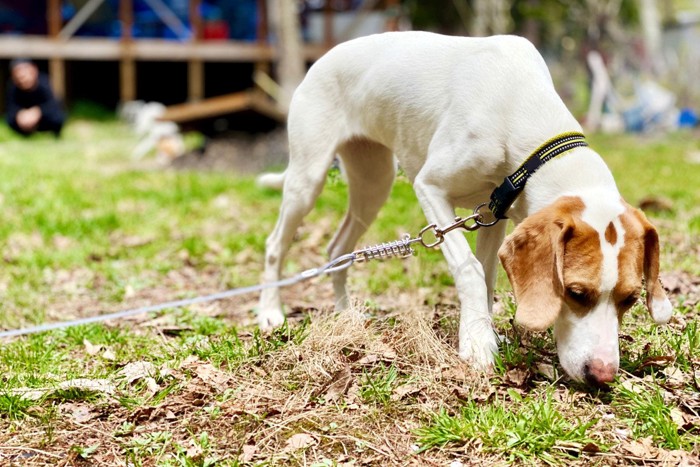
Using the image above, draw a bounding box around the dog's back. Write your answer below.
[290,32,579,181]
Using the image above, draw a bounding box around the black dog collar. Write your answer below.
[488,132,588,219]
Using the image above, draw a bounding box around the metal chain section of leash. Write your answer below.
[0,203,498,339]
[349,202,497,263]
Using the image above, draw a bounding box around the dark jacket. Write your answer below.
[6,73,65,136]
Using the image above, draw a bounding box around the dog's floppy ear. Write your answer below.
[499,208,572,331]
[634,209,673,324]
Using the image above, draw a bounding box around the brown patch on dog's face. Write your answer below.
[560,221,602,315]
[604,221,617,245]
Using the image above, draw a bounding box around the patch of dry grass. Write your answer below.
[220,305,492,465]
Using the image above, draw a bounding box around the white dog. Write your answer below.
[257,32,672,386]
[123,101,184,163]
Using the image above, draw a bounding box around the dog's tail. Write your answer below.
[256,171,286,191]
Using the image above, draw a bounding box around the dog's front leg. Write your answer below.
[414,181,499,369]
[475,221,507,312]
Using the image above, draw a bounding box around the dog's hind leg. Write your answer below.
[327,139,395,311]
[257,128,339,329]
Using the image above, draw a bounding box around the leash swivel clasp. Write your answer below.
[418,203,500,249]
[344,203,501,266]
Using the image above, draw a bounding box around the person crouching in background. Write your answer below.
[6,58,66,137]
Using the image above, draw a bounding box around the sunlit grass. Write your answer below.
[0,117,698,464]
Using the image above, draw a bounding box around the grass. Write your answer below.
[0,115,698,465]
[416,389,597,464]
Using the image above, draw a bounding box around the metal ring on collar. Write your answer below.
[473,202,500,227]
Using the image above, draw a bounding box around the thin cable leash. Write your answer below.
[0,204,496,339]
[0,254,356,339]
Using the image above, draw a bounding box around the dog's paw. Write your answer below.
[257,308,286,330]
[650,296,673,324]
[458,326,499,370]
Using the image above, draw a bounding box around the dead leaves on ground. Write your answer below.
[662,270,700,310]
[620,436,696,465]
[3,303,700,465]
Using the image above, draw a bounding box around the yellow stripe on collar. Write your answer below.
[488,132,588,219]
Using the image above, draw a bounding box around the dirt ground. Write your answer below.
[172,129,289,174]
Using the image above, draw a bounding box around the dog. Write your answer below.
[257,32,673,386]
[120,101,185,163]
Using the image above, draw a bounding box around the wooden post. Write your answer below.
[47,0,66,100]
[256,0,269,44]
[47,0,62,36]
[119,0,136,102]
[188,0,204,102]
[256,0,270,74]
[276,0,304,113]
[48,59,66,101]
[188,60,204,102]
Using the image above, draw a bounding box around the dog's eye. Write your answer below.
[619,293,639,309]
[566,287,592,306]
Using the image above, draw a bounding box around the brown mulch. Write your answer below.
[172,129,289,174]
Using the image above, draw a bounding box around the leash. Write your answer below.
[0,211,492,339]
[0,254,355,339]
[0,132,586,339]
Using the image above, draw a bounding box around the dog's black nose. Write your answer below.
[583,359,617,387]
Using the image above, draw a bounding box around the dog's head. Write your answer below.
[498,196,672,386]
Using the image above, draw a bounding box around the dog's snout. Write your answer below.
[583,359,617,387]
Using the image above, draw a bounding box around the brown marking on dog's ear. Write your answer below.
[619,204,672,323]
[635,208,671,322]
[499,197,585,330]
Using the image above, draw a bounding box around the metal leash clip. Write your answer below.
[344,203,501,265]
[418,203,499,249]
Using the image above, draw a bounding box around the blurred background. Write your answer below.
[0,0,698,147]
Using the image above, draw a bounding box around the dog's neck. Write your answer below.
[506,146,620,224]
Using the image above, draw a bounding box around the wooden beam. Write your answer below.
[0,36,325,62]
[59,0,107,39]
[161,90,286,124]
[249,90,286,122]
[161,91,254,122]
[142,0,191,40]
